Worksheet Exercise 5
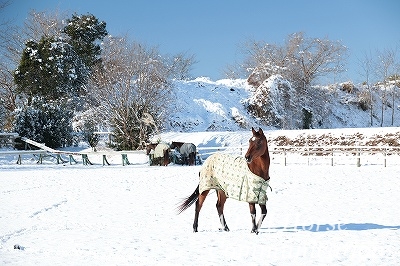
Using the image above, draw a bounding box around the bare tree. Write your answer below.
[166,52,197,80]
[4,9,68,65]
[88,36,174,149]
[358,51,376,126]
[0,0,12,49]
[0,1,17,131]
[239,32,348,89]
[376,48,396,127]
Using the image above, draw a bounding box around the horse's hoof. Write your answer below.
[251,229,259,234]
[218,226,230,232]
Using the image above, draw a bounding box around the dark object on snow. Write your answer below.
[14,244,25,250]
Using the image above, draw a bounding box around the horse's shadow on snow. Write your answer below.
[265,223,400,232]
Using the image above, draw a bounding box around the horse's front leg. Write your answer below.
[249,203,258,233]
[216,190,229,231]
[249,203,267,234]
[256,204,267,233]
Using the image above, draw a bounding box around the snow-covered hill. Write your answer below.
[165,77,263,132]
[165,76,400,132]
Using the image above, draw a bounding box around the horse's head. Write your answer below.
[170,141,184,150]
[245,127,268,163]
[146,143,156,155]
[170,142,176,149]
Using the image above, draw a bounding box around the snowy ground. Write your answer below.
[1,128,400,265]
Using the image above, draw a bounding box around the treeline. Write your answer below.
[0,9,195,149]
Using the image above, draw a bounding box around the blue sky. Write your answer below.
[3,0,400,83]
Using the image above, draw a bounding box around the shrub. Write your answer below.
[13,100,73,148]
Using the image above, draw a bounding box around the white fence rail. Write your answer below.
[197,145,400,167]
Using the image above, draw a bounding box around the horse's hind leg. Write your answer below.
[193,190,209,232]
[216,190,230,231]
[191,153,194,165]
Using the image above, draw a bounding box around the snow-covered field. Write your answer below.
[1,128,400,265]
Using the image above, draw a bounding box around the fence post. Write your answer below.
[284,149,287,166]
[102,155,110,166]
[69,155,77,165]
[384,148,387,167]
[82,154,93,165]
[122,154,130,166]
[356,148,361,167]
[331,148,334,166]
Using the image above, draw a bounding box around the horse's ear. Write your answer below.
[252,127,256,134]
[258,128,264,135]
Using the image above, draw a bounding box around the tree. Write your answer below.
[88,36,173,150]
[165,52,197,80]
[0,0,12,52]
[13,98,73,148]
[63,13,107,70]
[358,51,376,126]
[14,36,89,102]
[0,64,17,130]
[376,48,397,127]
[0,0,17,132]
[238,32,348,128]
[241,32,348,89]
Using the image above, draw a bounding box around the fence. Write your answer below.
[2,136,399,167]
[0,133,19,148]
[197,145,400,167]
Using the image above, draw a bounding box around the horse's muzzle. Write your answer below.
[245,155,252,163]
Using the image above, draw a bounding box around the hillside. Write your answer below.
[165,76,400,133]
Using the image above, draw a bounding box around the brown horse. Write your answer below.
[170,141,197,166]
[177,127,270,234]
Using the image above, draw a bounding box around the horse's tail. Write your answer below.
[176,185,199,214]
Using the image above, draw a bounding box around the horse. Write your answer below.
[170,141,197,166]
[177,127,270,234]
[146,142,170,166]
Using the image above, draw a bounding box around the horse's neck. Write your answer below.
[248,153,270,180]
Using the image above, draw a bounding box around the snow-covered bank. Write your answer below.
[1,127,400,265]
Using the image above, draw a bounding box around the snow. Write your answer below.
[166,76,400,132]
[1,74,400,264]
[1,127,400,265]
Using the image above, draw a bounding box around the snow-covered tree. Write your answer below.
[14,36,89,102]
[63,13,107,70]
[165,52,197,80]
[13,98,73,148]
[88,36,173,150]
[376,48,397,127]
[241,32,348,89]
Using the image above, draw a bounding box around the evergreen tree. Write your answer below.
[14,36,88,101]
[63,13,108,69]
[13,98,73,148]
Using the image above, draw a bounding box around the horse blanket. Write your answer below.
[199,153,269,205]
[153,143,169,158]
[179,143,196,156]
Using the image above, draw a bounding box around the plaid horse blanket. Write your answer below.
[199,153,269,205]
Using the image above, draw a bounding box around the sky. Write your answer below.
[2,0,400,83]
